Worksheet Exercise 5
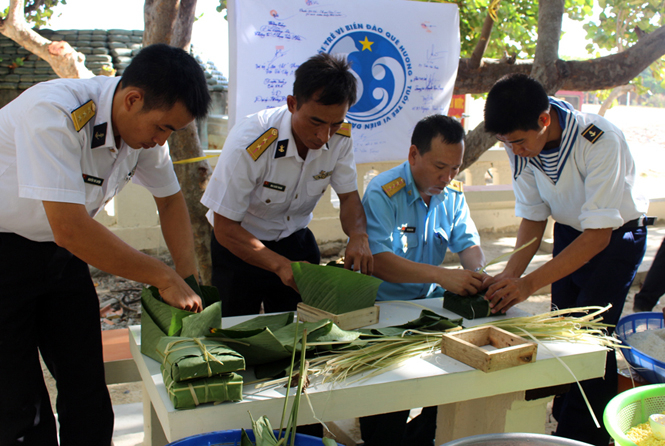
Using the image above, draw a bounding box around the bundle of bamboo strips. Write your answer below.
[305,305,621,384]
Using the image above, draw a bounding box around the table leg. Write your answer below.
[434,391,524,444]
[142,383,169,446]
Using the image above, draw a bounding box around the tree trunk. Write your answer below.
[0,0,93,78]
[144,0,214,285]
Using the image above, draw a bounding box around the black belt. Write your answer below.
[620,216,656,229]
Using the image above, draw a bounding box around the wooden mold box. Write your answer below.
[297,302,379,330]
[440,325,537,373]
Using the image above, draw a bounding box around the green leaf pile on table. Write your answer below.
[141,275,244,409]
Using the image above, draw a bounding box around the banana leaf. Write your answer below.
[292,262,382,314]
[225,312,295,332]
[209,318,332,366]
[141,275,222,363]
[443,291,502,320]
[157,336,245,382]
[162,368,243,410]
[360,309,462,336]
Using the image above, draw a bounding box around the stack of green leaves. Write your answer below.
[208,313,360,367]
[162,368,243,410]
[141,275,222,363]
[156,336,245,382]
[292,262,382,314]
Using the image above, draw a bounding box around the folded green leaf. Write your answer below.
[251,414,279,446]
[360,309,462,336]
[292,262,382,314]
[140,277,222,363]
[157,336,245,382]
[162,369,242,410]
[443,291,500,320]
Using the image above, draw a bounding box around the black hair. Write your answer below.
[121,43,211,120]
[293,53,357,107]
[411,114,465,155]
[484,73,550,135]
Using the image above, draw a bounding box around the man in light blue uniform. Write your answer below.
[359,114,487,446]
[363,114,487,302]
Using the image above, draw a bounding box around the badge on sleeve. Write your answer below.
[381,177,406,197]
[582,124,604,143]
[335,122,352,137]
[91,123,107,148]
[70,100,96,132]
[274,139,288,158]
[246,128,278,161]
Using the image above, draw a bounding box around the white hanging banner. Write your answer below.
[227,0,460,163]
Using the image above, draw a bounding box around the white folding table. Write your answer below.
[129,298,607,445]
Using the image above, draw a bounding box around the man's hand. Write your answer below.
[438,268,485,296]
[485,274,534,314]
[344,233,374,275]
[275,261,300,293]
[158,275,203,313]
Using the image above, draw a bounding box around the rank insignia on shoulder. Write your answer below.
[82,174,103,186]
[446,180,464,193]
[582,124,604,143]
[275,139,288,158]
[91,122,107,148]
[381,177,406,197]
[335,122,352,137]
[247,127,278,161]
[263,181,286,192]
[71,100,96,132]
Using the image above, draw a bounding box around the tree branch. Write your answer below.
[0,0,92,78]
[598,84,635,116]
[468,11,496,69]
[455,23,665,94]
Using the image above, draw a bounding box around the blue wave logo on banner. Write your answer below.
[327,30,409,124]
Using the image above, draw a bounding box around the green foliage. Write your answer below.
[422,0,594,59]
[1,0,67,28]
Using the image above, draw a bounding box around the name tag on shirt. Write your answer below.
[401,226,416,233]
[263,181,285,192]
[83,174,104,186]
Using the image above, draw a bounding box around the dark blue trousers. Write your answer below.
[0,233,113,446]
[211,227,321,317]
[551,223,646,446]
[633,236,665,311]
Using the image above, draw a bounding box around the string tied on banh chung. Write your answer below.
[162,337,226,378]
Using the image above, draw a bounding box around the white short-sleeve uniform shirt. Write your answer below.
[508,98,648,231]
[0,76,180,242]
[201,104,358,241]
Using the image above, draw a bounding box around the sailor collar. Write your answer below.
[511,97,579,183]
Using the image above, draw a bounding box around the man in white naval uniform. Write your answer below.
[484,73,650,446]
[201,53,373,318]
[0,44,210,446]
